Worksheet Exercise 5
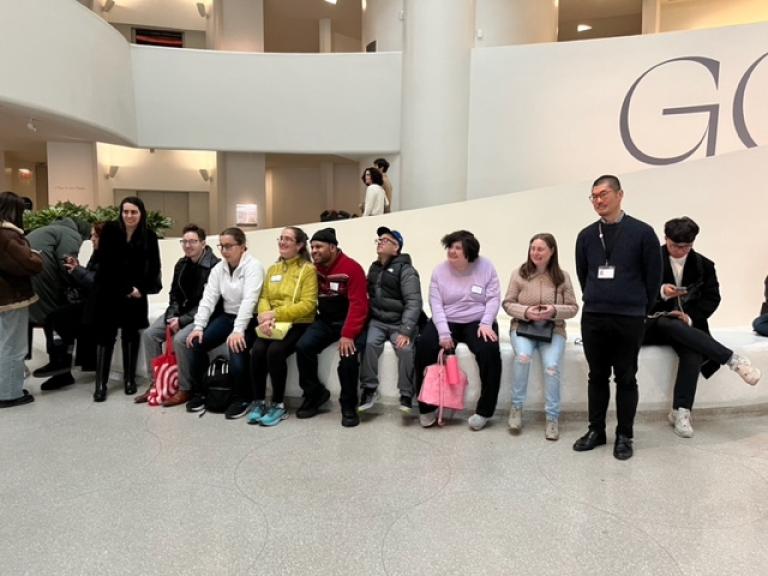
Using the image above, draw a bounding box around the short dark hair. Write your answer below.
[441,230,480,262]
[373,158,390,173]
[0,191,25,229]
[592,174,622,192]
[182,223,206,241]
[220,227,246,246]
[664,217,699,244]
[362,167,384,186]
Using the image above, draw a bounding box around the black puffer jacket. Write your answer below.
[366,253,422,337]
[164,246,220,327]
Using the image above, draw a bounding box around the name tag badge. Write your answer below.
[471,284,483,295]
[597,265,616,280]
[270,275,283,283]
[330,281,340,292]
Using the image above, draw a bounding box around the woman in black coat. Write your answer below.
[90,197,161,402]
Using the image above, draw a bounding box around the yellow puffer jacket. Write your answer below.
[257,257,318,324]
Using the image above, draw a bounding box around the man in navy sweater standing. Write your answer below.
[573,175,662,460]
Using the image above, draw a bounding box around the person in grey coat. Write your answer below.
[359,226,423,415]
[27,217,90,378]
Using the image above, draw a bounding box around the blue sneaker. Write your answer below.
[247,401,267,425]
[260,403,288,427]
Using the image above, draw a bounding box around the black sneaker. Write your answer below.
[186,394,206,413]
[40,372,75,391]
[0,389,35,409]
[341,407,360,428]
[296,387,331,419]
[225,399,252,420]
[33,358,72,378]
[357,388,379,413]
[399,395,413,415]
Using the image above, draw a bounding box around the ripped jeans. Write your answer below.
[510,331,566,421]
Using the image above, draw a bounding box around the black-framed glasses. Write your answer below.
[588,190,614,202]
[179,239,200,246]
[375,237,397,245]
[218,243,239,251]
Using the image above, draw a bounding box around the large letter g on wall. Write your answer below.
[620,57,720,166]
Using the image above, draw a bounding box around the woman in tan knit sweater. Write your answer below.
[502,233,578,440]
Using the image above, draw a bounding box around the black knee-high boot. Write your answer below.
[121,336,139,395]
[93,344,114,402]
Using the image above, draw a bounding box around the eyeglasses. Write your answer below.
[375,237,397,246]
[179,239,200,246]
[669,241,693,249]
[277,236,296,243]
[218,243,239,251]
[588,190,614,202]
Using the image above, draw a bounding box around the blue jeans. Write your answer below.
[0,308,29,401]
[189,313,255,400]
[753,314,768,337]
[510,331,566,421]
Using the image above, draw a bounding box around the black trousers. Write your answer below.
[294,320,366,410]
[581,312,645,438]
[415,319,502,418]
[643,317,732,410]
[250,323,308,404]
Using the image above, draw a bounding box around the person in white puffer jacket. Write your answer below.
[185,227,264,418]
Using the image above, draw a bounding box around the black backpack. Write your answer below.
[203,355,232,413]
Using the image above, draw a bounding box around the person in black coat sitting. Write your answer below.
[643,217,761,438]
[752,276,768,337]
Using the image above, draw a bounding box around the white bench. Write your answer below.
[125,304,768,413]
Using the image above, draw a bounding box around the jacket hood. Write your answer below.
[196,245,219,269]
[1,221,24,235]
[374,253,412,267]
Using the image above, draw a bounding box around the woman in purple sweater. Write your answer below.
[415,230,502,430]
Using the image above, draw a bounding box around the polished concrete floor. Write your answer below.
[2,368,767,576]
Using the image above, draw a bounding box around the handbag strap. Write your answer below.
[291,263,307,304]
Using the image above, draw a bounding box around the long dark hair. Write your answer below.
[118,196,148,243]
[0,191,26,229]
[519,233,565,287]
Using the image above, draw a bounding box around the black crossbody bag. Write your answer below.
[516,283,558,343]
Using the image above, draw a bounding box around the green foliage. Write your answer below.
[24,202,173,238]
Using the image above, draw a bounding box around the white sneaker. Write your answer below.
[730,355,761,386]
[508,406,523,433]
[545,419,559,441]
[673,407,694,438]
[468,413,488,431]
[419,411,437,428]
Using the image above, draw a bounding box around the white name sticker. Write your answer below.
[270,275,283,282]
[330,282,340,292]
[597,266,616,280]
[471,284,483,294]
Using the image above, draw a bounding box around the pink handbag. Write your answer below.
[418,349,468,425]
[148,327,180,406]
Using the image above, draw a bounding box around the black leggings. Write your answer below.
[250,324,309,403]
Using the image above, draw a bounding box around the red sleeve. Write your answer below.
[341,258,369,340]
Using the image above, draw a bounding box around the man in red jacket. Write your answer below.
[295,228,369,427]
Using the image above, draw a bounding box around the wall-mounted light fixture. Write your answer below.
[199,168,213,183]
[102,0,116,13]
[577,24,592,33]
[26,119,37,133]
[196,2,209,18]
[105,165,120,179]
[324,0,338,5]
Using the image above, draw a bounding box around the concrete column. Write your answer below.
[400,0,474,210]
[319,18,332,53]
[46,142,98,207]
[212,0,264,52]
[642,0,661,34]
[217,152,266,231]
[474,0,558,46]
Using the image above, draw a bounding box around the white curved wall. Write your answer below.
[131,47,401,153]
[0,0,136,143]
[467,22,768,197]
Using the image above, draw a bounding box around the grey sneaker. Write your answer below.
[729,355,761,386]
[419,411,437,428]
[357,388,380,413]
[508,406,523,433]
[673,407,694,438]
[545,419,559,441]
[468,413,488,431]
